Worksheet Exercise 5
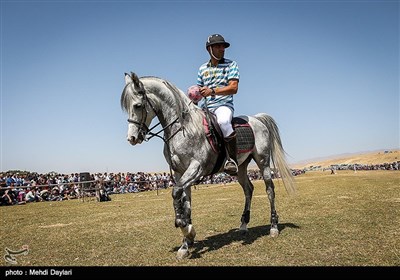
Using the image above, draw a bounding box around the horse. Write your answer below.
[120,72,297,259]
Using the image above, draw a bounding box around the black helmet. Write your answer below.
[206,34,230,49]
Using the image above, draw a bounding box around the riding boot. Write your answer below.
[224,132,238,175]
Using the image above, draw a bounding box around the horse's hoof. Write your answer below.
[181,224,196,246]
[270,228,279,237]
[176,248,189,260]
[239,223,248,233]
[187,224,196,241]
[187,240,194,247]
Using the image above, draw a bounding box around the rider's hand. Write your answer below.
[200,87,212,97]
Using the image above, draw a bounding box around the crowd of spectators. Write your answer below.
[0,169,265,206]
[0,171,174,206]
[318,161,399,172]
[2,161,396,206]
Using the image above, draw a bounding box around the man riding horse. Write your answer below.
[196,34,239,175]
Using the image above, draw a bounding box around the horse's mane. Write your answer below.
[143,76,188,111]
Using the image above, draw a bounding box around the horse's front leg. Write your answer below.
[171,163,202,259]
[172,185,196,241]
[172,187,197,260]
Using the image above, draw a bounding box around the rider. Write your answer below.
[197,34,239,175]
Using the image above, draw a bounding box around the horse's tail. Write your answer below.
[254,113,297,195]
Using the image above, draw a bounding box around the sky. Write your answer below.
[1,0,399,174]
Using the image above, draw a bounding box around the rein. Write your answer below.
[145,118,181,142]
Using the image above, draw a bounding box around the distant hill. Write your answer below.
[289,149,400,169]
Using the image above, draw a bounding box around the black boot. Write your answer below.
[224,132,238,175]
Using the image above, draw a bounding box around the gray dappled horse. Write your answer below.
[120,72,296,259]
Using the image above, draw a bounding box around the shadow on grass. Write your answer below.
[172,223,300,259]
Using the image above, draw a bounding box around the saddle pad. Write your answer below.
[232,117,255,153]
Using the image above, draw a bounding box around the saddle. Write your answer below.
[202,110,255,174]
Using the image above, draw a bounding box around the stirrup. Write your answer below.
[224,159,238,175]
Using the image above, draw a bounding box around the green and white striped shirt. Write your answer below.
[197,58,239,112]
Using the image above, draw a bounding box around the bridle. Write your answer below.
[126,81,182,144]
[126,84,152,142]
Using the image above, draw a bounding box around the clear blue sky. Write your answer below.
[1,0,399,174]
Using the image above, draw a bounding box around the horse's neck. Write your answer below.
[145,79,203,138]
[145,79,184,128]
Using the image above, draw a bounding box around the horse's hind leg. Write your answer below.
[262,165,279,237]
[237,158,254,233]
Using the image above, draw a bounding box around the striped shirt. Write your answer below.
[197,58,239,112]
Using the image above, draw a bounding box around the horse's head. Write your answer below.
[121,72,157,145]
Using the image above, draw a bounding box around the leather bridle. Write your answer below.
[126,82,181,143]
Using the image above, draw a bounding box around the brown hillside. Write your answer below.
[290,149,399,169]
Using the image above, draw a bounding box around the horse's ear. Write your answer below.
[130,72,141,87]
[124,73,132,85]
[128,72,145,94]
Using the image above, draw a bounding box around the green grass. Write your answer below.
[1,170,399,266]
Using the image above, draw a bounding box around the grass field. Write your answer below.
[1,170,399,266]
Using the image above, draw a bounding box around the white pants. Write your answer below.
[210,106,234,138]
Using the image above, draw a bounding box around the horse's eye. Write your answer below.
[134,103,143,109]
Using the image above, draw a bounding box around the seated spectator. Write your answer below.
[18,190,26,203]
[39,189,50,201]
[98,187,111,202]
[50,187,62,201]
[25,188,39,203]
[1,189,14,206]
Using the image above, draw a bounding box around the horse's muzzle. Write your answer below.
[127,135,142,145]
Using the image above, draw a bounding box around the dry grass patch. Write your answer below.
[1,170,399,266]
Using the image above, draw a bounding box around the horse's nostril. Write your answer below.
[127,136,135,143]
